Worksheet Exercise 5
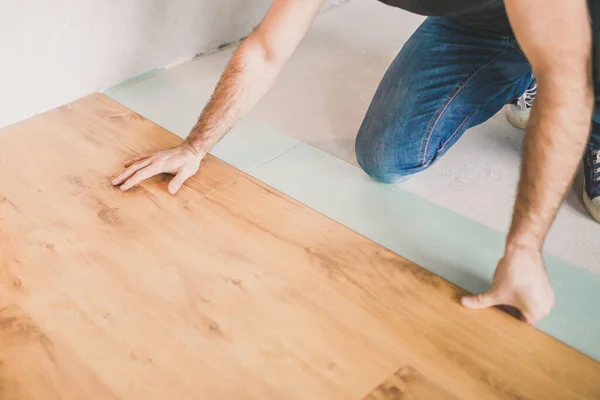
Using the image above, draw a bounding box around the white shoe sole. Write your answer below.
[503,104,529,130]
[582,176,600,223]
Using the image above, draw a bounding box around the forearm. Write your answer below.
[184,0,325,155]
[461,0,594,322]
[508,75,593,251]
[185,35,281,154]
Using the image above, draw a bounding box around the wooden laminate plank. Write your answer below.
[0,94,599,400]
[202,174,600,400]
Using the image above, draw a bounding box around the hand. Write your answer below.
[461,247,555,324]
[112,142,203,194]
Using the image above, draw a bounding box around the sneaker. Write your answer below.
[583,148,600,223]
[504,82,537,130]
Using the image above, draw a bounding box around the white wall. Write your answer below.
[0,0,346,128]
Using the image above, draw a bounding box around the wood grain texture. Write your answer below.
[0,94,599,400]
[363,366,458,400]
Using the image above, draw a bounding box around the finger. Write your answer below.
[120,164,163,191]
[461,291,502,310]
[124,154,150,168]
[168,168,194,194]
[112,158,152,186]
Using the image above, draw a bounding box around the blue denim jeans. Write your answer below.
[356,17,600,183]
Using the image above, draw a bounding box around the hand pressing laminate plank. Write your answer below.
[0,94,598,400]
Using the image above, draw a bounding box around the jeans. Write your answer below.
[355,17,600,183]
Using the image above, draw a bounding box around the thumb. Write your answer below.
[461,290,502,310]
[168,169,193,194]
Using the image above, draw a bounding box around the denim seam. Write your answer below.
[419,48,522,165]
[437,113,475,156]
[437,72,527,156]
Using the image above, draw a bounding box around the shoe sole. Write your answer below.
[582,176,600,223]
[503,105,528,130]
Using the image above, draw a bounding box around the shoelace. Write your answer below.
[593,150,600,182]
[517,83,537,111]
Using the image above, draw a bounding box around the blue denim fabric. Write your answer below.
[355,17,600,188]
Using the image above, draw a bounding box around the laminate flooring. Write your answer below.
[0,94,598,400]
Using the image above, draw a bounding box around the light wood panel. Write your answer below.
[0,94,599,400]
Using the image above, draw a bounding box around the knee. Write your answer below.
[355,128,414,184]
[357,153,411,184]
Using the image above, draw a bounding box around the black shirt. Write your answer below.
[376,0,511,34]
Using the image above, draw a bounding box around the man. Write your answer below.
[112,0,596,324]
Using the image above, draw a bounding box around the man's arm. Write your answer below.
[113,0,326,193]
[462,0,594,323]
[505,0,593,250]
[185,0,326,155]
